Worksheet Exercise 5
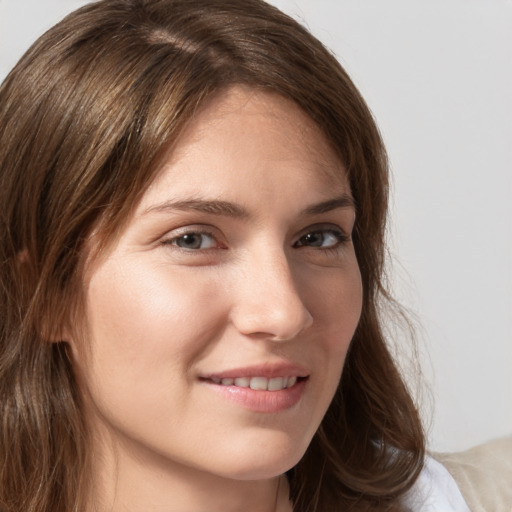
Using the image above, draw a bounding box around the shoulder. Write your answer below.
[433,437,512,512]
[401,455,471,512]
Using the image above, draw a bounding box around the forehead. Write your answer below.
[138,86,350,211]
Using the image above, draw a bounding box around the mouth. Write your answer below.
[203,375,306,391]
[199,366,309,412]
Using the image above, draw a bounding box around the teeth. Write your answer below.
[212,376,300,391]
[249,377,268,390]
[267,377,284,391]
[234,377,250,388]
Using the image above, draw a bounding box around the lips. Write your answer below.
[200,363,309,412]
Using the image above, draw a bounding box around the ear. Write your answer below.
[47,328,73,344]
[17,248,77,345]
[38,289,77,345]
[41,316,73,345]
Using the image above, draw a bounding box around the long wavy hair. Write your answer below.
[0,1,425,510]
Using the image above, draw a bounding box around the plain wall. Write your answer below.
[1,0,511,452]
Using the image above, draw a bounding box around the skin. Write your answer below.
[69,86,363,512]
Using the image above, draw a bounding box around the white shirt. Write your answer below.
[401,456,471,512]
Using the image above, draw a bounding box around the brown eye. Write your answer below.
[295,229,348,249]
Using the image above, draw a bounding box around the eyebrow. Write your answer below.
[143,194,355,218]
[301,195,355,215]
[144,199,249,218]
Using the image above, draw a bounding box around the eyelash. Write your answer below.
[160,226,350,254]
[293,228,351,253]
[161,229,222,252]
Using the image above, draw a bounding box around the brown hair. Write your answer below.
[0,1,424,510]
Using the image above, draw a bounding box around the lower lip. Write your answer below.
[203,378,307,413]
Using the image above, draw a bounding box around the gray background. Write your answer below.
[1,0,511,452]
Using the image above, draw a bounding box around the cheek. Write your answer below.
[307,259,363,351]
[302,258,362,400]
[81,260,229,382]
[73,259,236,452]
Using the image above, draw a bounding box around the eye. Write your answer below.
[163,231,218,250]
[294,228,349,249]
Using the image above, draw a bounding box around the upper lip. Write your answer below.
[201,362,310,380]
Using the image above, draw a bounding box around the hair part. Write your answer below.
[0,1,424,510]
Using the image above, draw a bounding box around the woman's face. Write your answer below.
[71,87,362,482]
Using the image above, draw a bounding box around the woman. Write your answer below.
[0,1,460,511]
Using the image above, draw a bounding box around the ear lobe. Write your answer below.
[41,320,72,344]
[42,304,78,344]
[16,249,78,346]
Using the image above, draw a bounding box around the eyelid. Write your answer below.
[291,226,352,260]
[294,224,351,243]
[160,225,226,251]
[158,222,351,254]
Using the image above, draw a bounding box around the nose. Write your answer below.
[229,249,313,342]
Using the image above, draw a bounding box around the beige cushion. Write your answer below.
[433,437,512,512]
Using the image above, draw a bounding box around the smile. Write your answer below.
[204,375,308,413]
[208,376,299,391]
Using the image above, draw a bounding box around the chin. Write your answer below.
[214,436,310,481]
